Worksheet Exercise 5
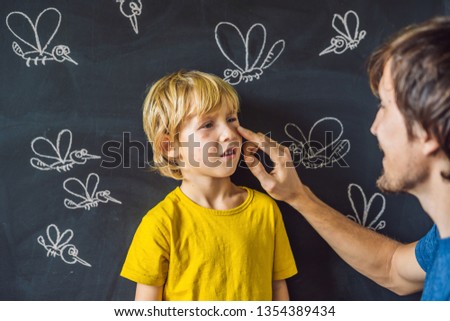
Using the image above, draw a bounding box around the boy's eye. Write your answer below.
[227,117,237,123]
[200,121,213,129]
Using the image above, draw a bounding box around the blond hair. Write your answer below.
[143,70,240,180]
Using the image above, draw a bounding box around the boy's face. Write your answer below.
[175,102,242,179]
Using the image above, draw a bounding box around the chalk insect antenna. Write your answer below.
[5,7,78,66]
[319,10,366,56]
[63,173,122,211]
[37,224,91,267]
[117,0,143,34]
[347,183,387,231]
[215,22,285,85]
[284,117,351,169]
[30,129,100,172]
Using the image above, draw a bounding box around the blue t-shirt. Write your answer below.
[415,225,450,300]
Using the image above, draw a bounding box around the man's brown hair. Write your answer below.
[368,16,450,179]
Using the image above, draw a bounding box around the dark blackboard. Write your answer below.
[1,0,447,300]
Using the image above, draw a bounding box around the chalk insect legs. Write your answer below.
[215,22,285,85]
[6,7,77,67]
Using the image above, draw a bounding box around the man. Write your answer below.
[237,16,450,300]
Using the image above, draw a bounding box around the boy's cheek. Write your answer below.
[205,145,219,156]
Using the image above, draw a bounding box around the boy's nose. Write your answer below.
[220,124,239,142]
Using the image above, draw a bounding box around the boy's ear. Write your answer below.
[160,135,178,158]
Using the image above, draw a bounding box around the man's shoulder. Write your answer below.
[416,225,439,272]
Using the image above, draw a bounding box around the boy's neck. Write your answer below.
[180,177,246,210]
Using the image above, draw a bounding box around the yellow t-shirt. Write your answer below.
[120,186,297,300]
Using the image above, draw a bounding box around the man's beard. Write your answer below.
[376,161,429,194]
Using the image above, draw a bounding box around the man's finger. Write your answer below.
[238,126,290,162]
[243,154,272,183]
[237,126,265,143]
[242,141,258,157]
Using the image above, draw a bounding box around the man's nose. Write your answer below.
[370,109,381,136]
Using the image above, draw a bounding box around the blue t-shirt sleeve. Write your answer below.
[415,225,439,272]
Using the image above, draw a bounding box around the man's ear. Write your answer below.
[419,129,440,156]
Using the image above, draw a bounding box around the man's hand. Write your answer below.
[237,125,307,204]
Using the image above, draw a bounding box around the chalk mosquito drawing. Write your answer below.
[284,117,351,169]
[117,0,142,34]
[37,224,91,267]
[30,129,100,172]
[347,183,386,231]
[319,10,366,56]
[63,173,122,210]
[215,22,285,85]
[5,7,78,67]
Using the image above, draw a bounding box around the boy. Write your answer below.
[120,70,297,300]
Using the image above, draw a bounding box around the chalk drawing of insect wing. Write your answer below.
[37,224,91,267]
[30,129,100,172]
[347,183,386,231]
[284,117,351,169]
[215,22,285,85]
[319,10,366,56]
[63,173,122,211]
[116,0,142,34]
[5,7,78,67]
